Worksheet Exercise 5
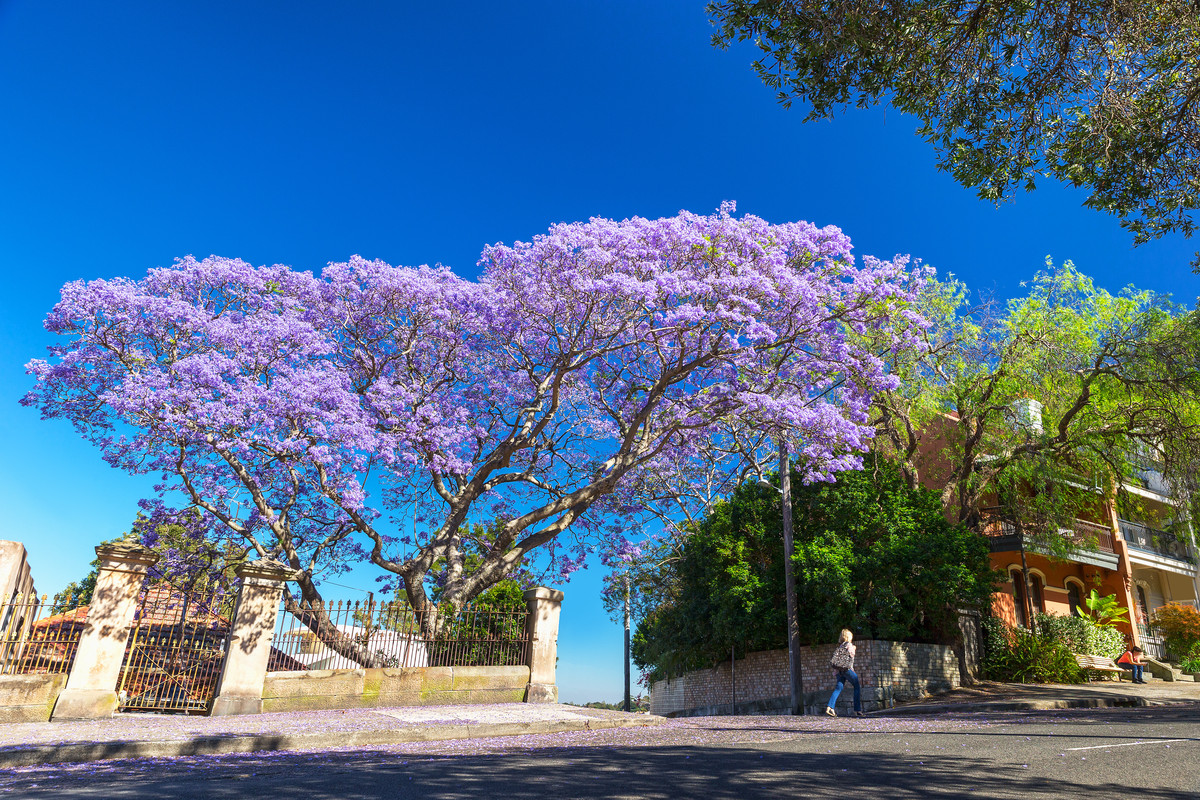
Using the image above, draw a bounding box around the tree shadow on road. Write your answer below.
[3,735,1196,800]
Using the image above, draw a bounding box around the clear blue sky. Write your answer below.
[0,1,1194,705]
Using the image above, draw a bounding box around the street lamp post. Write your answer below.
[779,440,804,715]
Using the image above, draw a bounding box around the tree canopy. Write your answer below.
[632,455,997,682]
[869,262,1200,537]
[24,205,922,628]
[709,1,1200,249]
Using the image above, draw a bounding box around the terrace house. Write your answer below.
[916,400,1199,658]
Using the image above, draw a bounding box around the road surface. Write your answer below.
[4,705,1199,798]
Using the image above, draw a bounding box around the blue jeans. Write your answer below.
[1120,663,1144,681]
[828,668,861,712]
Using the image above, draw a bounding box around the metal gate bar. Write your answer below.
[116,581,232,714]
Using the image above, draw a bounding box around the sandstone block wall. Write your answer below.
[261,665,530,713]
[650,641,960,717]
[0,674,67,723]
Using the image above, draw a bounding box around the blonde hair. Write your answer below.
[839,628,853,643]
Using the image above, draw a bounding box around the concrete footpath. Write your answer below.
[2,680,1198,768]
[882,676,1200,714]
[0,704,664,768]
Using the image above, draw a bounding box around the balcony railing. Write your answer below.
[977,508,1115,554]
[1118,519,1195,564]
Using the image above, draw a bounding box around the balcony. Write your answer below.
[977,508,1117,569]
[1118,519,1194,564]
[1124,464,1172,497]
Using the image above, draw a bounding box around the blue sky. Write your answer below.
[0,1,1195,705]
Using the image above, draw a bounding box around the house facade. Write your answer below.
[985,456,1198,658]
[915,407,1198,659]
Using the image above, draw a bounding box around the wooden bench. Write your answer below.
[1074,653,1127,681]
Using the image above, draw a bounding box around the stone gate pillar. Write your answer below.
[210,560,292,716]
[51,542,158,721]
[523,586,564,703]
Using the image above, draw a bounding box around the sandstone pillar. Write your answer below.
[523,586,563,703]
[51,543,158,721]
[0,541,34,605]
[210,560,291,716]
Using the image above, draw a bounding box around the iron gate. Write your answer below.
[116,577,233,713]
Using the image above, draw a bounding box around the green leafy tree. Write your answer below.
[51,537,120,608]
[870,263,1200,543]
[52,512,249,608]
[710,1,1200,251]
[632,455,998,681]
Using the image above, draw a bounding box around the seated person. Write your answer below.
[1116,645,1146,683]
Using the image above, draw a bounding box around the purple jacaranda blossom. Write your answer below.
[23,204,926,617]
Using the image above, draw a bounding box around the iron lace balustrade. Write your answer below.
[977,508,1115,554]
[271,598,531,672]
[1118,519,1195,564]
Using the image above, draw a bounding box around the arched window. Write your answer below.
[1011,570,1029,627]
[1066,582,1084,617]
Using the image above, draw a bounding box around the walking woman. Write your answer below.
[826,628,864,718]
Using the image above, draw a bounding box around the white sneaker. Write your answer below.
[825,707,836,717]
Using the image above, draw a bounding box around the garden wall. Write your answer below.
[649,640,960,717]
[0,674,67,723]
[261,665,530,713]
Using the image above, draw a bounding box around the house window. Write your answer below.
[1011,570,1029,627]
[1067,582,1083,617]
[1030,574,1045,616]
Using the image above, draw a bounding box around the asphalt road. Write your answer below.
[5,706,1200,799]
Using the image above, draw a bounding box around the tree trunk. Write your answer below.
[285,578,385,668]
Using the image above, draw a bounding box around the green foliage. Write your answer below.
[1085,591,1131,628]
[633,455,999,681]
[51,535,123,608]
[572,697,649,712]
[982,617,1086,684]
[709,0,1200,245]
[867,264,1200,535]
[1032,613,1125,660]
[1179,655,1200,674]
[1149,603,1200,660]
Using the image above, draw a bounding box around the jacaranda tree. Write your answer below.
[24,205,922,657]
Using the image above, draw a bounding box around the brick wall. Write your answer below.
[650,640,960,717]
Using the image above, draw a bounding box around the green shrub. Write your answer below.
[983,618,1085,684]
[1179,654,1200,674]
[1149,603,1200,660]
[1032,613,1125,659]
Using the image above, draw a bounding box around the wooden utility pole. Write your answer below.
[623,573,631,712]
[781,441,804,715]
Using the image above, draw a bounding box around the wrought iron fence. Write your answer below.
[0,593,86,676]
[116,581,235,713]
[1118,519,1194,563]
[271,598,530,672]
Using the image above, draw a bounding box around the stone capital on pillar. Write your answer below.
[51,543,159,721]
[523,586,564,704]
[210,560,292,716]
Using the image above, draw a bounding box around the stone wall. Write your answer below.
[0,674,67,723]
[650,640,960,717]
[261,665,530,713]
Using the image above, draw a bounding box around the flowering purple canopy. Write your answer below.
[24,205,922,612]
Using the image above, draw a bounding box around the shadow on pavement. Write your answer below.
[2,731,1195,800]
